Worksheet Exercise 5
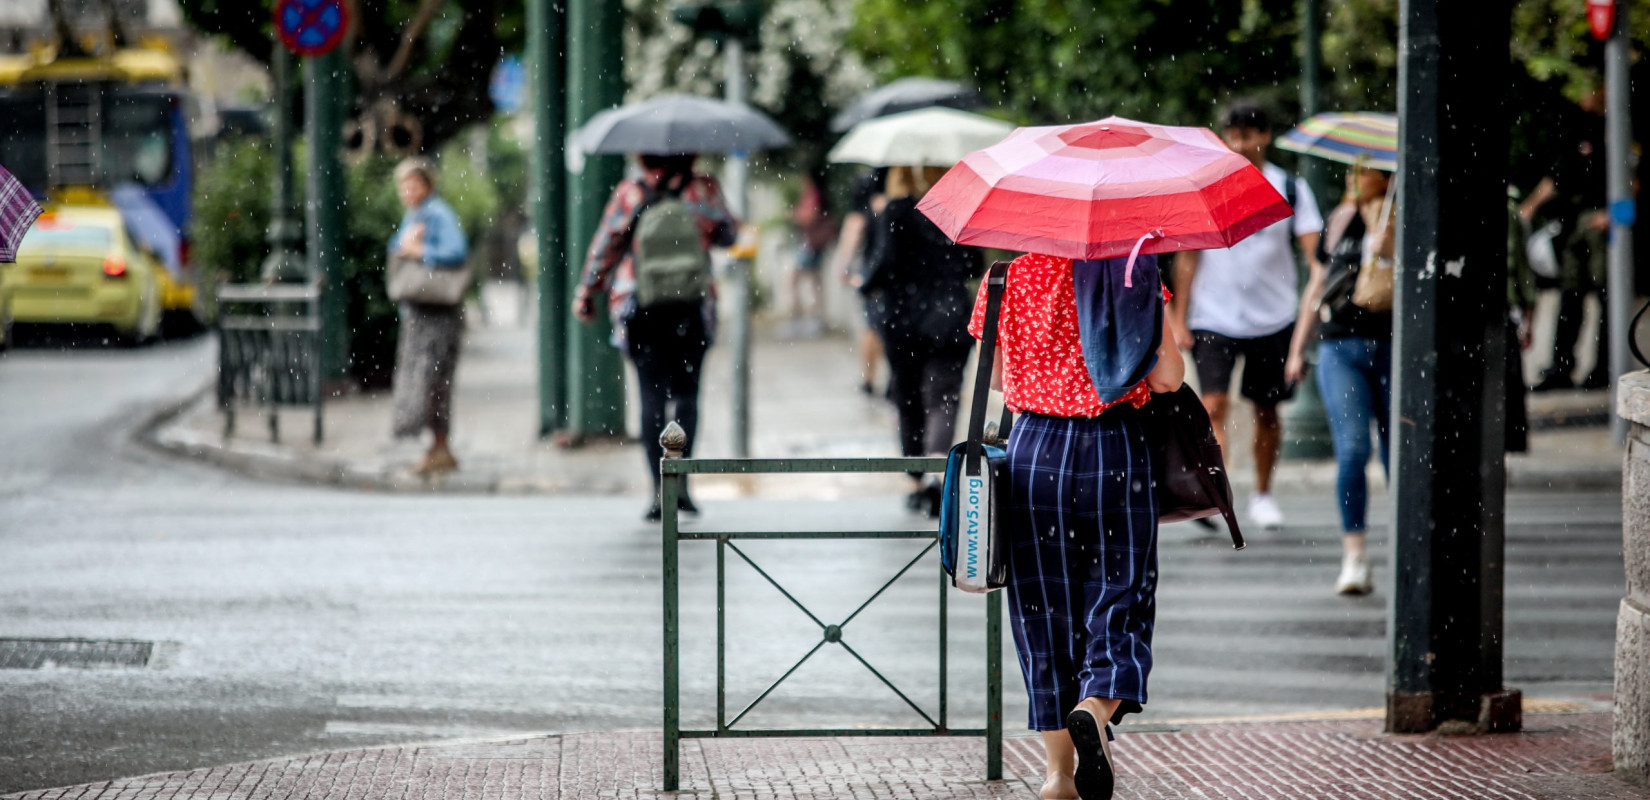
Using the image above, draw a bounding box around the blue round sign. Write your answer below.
[275,0,349,57]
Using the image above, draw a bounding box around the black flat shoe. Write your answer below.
[677,494,699,515]
[644,499,663,522]
[1065,707,1114,800]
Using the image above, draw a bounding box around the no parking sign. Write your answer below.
[275,0,350,57]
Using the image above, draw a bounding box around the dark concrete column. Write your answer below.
[1387,0,1521,734]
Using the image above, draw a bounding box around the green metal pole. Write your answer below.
[662,460,682,790]
[261,48,304,283]
[1281,0,1335,461]
[305,49,350,382]
[529,0,568,436]
[565,0,626,437]
[985,589,1002,780]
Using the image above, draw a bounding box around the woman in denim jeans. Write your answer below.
[1285,166,1394,595]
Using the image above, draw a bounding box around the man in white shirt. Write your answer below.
[1169,103,1323,530]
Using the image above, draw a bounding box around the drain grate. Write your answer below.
[0,638,153,670]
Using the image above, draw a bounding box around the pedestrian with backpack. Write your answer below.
[574,154,738,521]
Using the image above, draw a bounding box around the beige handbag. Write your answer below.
[386,254,472,306]
[1351,186,1396,313]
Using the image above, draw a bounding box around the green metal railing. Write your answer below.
[659,425,1003,791]
[216,282,324,444]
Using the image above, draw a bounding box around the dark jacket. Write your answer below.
[862,196,984,352]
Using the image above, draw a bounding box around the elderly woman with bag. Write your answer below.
[387,157,470,475]
[970,252,1184,800]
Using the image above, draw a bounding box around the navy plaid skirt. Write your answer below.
[1004,410,1158,731]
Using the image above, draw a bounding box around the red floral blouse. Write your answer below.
[968,253,1168,418]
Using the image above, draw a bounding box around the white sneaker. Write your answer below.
[1335,553,1374,595]
[1247,493,1285,530]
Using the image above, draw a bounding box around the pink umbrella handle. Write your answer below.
[1123,230,1163,288]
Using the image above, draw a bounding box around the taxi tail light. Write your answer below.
[102,256,127,278]
[178,237,191,267]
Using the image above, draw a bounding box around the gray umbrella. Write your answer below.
[829,77,984,132]
[572,94,791,156]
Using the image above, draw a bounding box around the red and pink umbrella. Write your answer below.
[916,116,1291,269]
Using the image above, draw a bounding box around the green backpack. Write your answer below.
[631,188,711,308]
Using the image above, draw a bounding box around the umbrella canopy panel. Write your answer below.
[572,93,791,156]
[827,107,1015,167]
[829,77,984,132]
[917,117,1292,260]
[1277,112,1398,171]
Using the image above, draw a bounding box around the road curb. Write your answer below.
[139,383,1623,497]
[136,390,638,496]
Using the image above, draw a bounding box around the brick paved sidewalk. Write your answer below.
[5,712,1639,800]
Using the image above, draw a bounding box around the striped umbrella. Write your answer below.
[1277,112,1398,171]
[0,163,41,263]
[916,117,1292,264]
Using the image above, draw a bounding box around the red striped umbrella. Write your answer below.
[916,117,1291,263]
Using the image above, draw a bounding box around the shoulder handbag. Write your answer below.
[939,260,1014,593]
[1351,185,1396,312]
[387,254,473,306]
[1138,384,1245,549]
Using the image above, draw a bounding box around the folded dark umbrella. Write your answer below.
[830,77,984,132]
[0,163,42,263]
[572,93,791,156]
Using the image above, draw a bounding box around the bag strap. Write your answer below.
[966,261,1010,476]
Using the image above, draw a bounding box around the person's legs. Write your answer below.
[425,306,462,467]
[920,347,970,455]
[1190,331,1239,452]
[858,329,884,394]
[1317,338,1378,593]
[882,336,929,459]
[1538,288,1585,389]
[1237,324,1295,503]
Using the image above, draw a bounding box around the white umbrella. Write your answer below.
[827,107,1014,168]
[829,77,983,132]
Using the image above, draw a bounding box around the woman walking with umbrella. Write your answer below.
[1278,113,1399,595]
[921,118,1290,800]
[862,165,984,513]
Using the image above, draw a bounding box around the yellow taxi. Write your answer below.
[2,205,163,343]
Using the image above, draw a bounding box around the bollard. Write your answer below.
[1614,371,1650,784]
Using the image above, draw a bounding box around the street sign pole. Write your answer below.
[1388,0,1520,734]
[1281,0,1336,461]
[529,0,569,436]
[304,49,350,382]
[1603,0,1636,443]
[260,47,305,283]
[723,37,751,458]
[565,0,626,438]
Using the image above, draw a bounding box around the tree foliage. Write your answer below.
[176,0,525,154]
[848,0,1302,128]
[624,0,874,178]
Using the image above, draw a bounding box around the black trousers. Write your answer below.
[626,303,709,488]
[1545,285,1608,381]
[883,337,971,460]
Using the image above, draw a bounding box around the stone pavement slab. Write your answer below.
[5,713,1640,800]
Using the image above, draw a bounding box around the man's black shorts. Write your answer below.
[1191,324,1296,406]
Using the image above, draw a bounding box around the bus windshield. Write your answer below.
[0,88,177,191]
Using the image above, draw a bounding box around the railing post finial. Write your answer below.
[661,421,687,460]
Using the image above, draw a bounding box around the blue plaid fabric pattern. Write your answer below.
[1005,411,1159,730]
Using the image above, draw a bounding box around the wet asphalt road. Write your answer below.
[0,337,1626,794]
